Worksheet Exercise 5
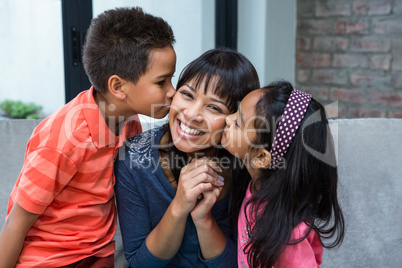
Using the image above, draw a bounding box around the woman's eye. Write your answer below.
[209,105,223,113]
[234,119,240,128]
[180,91,193,99]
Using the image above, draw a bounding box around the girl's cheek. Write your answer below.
[210,117,225,129]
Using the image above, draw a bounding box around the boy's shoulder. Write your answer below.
[29,89,101,154]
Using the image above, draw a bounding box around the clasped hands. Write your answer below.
[172,158,224,225]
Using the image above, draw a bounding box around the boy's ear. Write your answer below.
[251,148,271,168]
[107,75,127,100]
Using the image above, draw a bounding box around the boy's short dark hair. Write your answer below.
[83,7,175,93]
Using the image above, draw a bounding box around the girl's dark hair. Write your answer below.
[235,80,345,267]
[164,47,260,184]
[83,7,175,93]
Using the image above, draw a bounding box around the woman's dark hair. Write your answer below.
[235,80,345,267]
[176,47,260,113]
[164,47,260,184]
[83,7,175,93]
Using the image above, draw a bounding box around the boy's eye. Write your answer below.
[156,80,166,86]
[234,119,240,128]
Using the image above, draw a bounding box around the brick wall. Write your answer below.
[296,0,402,118]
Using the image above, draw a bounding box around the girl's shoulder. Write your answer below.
[291,221,323,254]
[277,222,323,267]
[291,221,314,240]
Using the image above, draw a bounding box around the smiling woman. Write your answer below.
[169,79,230,153]
[114,47,260,268]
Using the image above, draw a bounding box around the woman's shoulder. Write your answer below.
[126,126,165,148]
[124,127,166,153]
[122,127,166,168]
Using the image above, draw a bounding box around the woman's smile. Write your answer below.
[176,119,206,140]
[168,79,229,153]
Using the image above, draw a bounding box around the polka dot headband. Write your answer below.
[268,89,312,170]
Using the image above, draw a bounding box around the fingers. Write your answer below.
[186,168,224,188]
[193,185,222,205]
[175,158,224,215]
[180,158,224,188]
[185,158,223,174]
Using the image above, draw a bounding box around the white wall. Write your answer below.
[93,0,215,89]
[238,0,296,86]
[0,0,65,116]
[93,0,215,125]
[265,0,296,84]
[238,0,268,85]
[0,0,215,117]
[0,0,297,117]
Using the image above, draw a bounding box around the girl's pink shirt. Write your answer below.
[237,182,323,268]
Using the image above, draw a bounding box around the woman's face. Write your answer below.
[169,78,230,153]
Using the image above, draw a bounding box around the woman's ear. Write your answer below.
[251,148,271,168]
[107,75,127,100]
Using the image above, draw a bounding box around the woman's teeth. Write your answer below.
[180,122,203,136]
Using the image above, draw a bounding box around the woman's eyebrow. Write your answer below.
[210,97,227,106]
[185,83,228,109]
[185,84,196,92]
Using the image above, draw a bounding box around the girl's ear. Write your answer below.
[107,75,127,100]
[251,148,271,168]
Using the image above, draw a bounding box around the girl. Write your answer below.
[114,48,260,267]
[222,81,345,267]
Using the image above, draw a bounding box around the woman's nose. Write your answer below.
[183,103,203,122]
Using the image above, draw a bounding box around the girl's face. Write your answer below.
[221,89,265,160]
[169,78,230,153]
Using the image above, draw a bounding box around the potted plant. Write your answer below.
[0,99,43,119]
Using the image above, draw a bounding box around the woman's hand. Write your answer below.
[189,174,228,261]
[171,158,224,217]
[190,184,222,226]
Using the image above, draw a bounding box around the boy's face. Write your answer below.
[123,46,176,119]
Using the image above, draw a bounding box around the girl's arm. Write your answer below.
[0,202,39,268]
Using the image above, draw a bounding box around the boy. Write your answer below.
[0,7,176,267]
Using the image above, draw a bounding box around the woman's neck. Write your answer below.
[185,147,219,160]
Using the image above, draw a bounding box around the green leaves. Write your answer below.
[0,99,43,119]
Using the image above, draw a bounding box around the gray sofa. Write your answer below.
[1,118,401,267]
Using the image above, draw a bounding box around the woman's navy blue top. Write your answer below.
[114,128,236,267]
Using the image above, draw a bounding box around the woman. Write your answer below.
[115,47,260,267]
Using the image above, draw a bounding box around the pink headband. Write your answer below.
[268,89,312,170]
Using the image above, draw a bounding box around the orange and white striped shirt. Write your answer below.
[6,87,141,267]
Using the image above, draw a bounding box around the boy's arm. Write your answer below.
[0,202,39,268]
